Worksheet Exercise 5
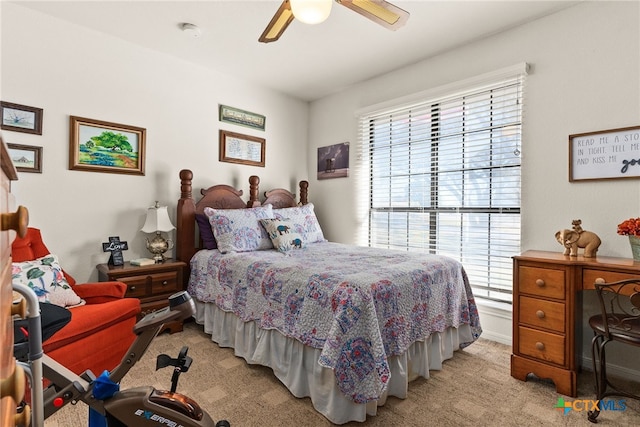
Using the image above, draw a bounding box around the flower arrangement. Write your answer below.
[617,217,640,236]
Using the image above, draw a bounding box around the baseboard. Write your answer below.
[478,329,512,346]
[476,300,513,346]
[580,355,640,383]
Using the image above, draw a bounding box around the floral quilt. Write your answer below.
[188,242,482,404]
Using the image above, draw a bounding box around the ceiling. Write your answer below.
[13,1,580,101]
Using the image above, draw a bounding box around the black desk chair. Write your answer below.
[588,278,640,423]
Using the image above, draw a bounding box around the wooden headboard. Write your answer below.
[176,169,309,273]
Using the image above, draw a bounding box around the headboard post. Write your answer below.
[299,180,309,205]
[176,169,196,273]
[248,175,261,207]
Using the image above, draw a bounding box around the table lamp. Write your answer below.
[141,201,175,263]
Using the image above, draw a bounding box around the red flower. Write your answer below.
[617,217,640,236]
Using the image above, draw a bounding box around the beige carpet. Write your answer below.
[46,321,640,426]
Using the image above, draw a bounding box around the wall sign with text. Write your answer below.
[569,126,640,182]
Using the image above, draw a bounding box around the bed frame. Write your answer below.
[175,169,309,275]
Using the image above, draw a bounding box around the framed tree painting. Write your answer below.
[69,116,146,175]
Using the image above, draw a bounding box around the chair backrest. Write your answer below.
[11,227,77,286]
[594,278,640,338]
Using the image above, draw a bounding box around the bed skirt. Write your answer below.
[193,300,474,425]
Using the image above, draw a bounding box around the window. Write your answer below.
[360,67,526,304]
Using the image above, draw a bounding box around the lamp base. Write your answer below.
[146,233,173,264]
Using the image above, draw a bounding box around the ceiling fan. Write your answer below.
[259,0,410,43]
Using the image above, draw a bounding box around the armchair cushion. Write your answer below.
[73,281,127,304]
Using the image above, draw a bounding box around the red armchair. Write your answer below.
[12,228,140,376]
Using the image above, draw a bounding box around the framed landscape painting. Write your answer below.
[7,143,42,173]
[69,116,146,175]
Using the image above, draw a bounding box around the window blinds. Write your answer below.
[360,72,525,304]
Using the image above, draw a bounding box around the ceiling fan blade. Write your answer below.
[336,0,409,30]
[259,0,295,43]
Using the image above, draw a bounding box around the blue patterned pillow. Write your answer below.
[272,203,325,244]
[260,218,304,253]
[204,204,274,253]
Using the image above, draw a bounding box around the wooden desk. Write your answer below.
[511,250,640,397]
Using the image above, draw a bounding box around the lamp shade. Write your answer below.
[141,202,175,233]
[290,0,332,25]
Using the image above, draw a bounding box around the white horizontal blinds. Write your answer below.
[364,75,524,304]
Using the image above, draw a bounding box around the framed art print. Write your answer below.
[7,143,42,173]
[1,101,43,135]
[69,116,146,175]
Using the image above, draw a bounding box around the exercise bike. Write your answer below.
[16,289,230,427]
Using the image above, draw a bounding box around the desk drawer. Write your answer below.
[519,296,565,333]
[518,326,565,366]
[583,269,640,290]
[518,266,566,299]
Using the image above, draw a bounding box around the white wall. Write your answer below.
[307,1,640,374]
[1,3,309,281]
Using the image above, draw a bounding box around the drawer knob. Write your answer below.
[15,403,31,426]
[535,279,545,288]
[130,286,136,292]
[0,364,26,402]
[535,342,545,351]
[162,280,168,286]
[536,310,545,319]
[1,205,29,237]
[595,277,605,285]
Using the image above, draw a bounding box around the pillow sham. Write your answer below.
[272,203,326,244]
[195,213,217,250]
[12,254,85,308]
[260,218,304,253]
[204,204,274,253]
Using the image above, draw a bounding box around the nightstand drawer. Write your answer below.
[518,266,565,299]
[149,271,180,295]
[518,326,565,366]
[118,276,149,298]
[519,296,565,333]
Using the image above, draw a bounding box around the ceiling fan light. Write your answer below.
[290,0,332,25]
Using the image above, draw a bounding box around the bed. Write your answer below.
[175,169,482,424]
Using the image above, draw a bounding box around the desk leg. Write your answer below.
[511,354,577,397]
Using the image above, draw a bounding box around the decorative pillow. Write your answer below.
[12,254,85,308]
[260,218,304,253]
[272,203,326,244]
[195,213,217,250]
[204,204,274,253]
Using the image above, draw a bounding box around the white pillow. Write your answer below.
[272,203,325,244]
[12,254,85,308]
[204,204,274,253]
[260,218,304,253]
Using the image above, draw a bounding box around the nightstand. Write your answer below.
[97,259,187,334]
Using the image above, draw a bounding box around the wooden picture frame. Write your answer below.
[569,125,640,182]
[7,143,42,173]
[219,130,265,167]
[1,101,43,135]
[69,116,146,175]
[219,105,266,131]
